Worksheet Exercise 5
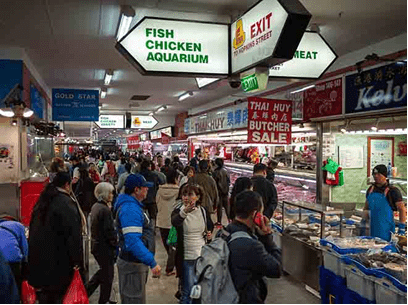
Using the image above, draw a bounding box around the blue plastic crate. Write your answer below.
[319,266,347,304]
[343,287,375,304]
[320,236,397,255]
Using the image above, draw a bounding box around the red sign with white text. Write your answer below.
[127,135,139,150]
[247,97,292,144]
[303,77,343,121]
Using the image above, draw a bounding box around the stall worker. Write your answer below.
[364,164,407,241]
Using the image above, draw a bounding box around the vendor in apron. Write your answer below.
[363,164,407,241]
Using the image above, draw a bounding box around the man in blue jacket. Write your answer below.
[114,174,162,304]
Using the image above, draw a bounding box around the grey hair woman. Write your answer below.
[88,181,118,303]
[94,182,115,206]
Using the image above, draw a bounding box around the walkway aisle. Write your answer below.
[88,209,319,303]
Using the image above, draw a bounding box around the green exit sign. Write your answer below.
[241,74,259,92]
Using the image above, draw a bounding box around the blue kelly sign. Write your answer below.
[345,62,407,114]
[52,88,99,121]
[30,84,44,119]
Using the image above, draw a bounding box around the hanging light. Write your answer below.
[101,88,107,99]
[23,108,34,118]
[104,70,114,85]
[371,119,379,131]
[179,91,193,102]
[0,108,15,117]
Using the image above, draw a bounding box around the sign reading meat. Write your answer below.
[247,97,292,144]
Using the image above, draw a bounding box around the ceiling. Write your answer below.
[0,0,406,139]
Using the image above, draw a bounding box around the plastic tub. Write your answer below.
[322,248,347,278]
[374,270,407,304]
[344,265,377,302]
[320,236,397,255]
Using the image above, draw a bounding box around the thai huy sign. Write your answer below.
[116,17,229,77]
[247,97,292,144]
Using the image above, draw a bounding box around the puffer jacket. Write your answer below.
[225,221,282,304]
[188,173,218,213]
[28,189,83,291]
[156,184,179,229]
[114,194,156,268]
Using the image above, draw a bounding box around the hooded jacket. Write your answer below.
[114,194,156,268]
[225,221,282,304]
[156,184,179,229]
[251,175,278,219]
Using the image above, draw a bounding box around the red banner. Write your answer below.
[175,112,188,140]
[161,133,170,145]
[127,135,139,150]
[303,77,343,121]
[247,97,292,144]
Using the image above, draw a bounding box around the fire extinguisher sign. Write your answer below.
[247,97,292,144]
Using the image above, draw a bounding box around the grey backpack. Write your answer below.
[190,230,252,304]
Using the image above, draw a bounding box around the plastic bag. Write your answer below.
[21,281,37,304]
[62,268,89,304]
[167,226,178,246]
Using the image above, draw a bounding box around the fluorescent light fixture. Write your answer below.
[157,105,167,112]
[101,88,107,99]
[290,85,315,94]
[149,112,154,116]
[340,127,347,133]
[104,70,113,85]
[23,108,34,118]
[116,5,135,41]
[179,91,193,102]
[0,108,15,117]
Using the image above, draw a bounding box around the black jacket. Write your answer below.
[266,169,275,184]
[28,189,83,291]
[140,169,160,219]
[90,201,118,260]
[212,167,230,197]
[171,202,214,278]
[251,176,278,218]
[75,176,96,214]
[225,221,282,304]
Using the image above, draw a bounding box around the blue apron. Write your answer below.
[367,192,395,241]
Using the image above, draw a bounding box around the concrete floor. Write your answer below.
[88,211,320,304]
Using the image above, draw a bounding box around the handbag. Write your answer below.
[62,268,89,304]
[167,226,178,246]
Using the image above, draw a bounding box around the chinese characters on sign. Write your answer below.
[345,62,407,114]
[247,97,292,144]
[303,77,342,121]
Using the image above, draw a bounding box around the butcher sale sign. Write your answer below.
[247,97,292,144]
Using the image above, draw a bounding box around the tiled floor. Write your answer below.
[88,210,319,304]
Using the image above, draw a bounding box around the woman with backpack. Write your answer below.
[171,184,214,304]
[101,157,117,185]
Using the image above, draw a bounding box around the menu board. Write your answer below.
[367,137,394,177]
[339,146,363,169]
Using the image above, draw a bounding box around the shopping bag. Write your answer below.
[167,226,178,246]
[21,281,37,304]
[62,268,89,304]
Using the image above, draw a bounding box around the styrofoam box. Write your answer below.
[344,265,376,302]
[322,248,347,278]
[375,277,407,304]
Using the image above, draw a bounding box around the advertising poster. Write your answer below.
[368,137,394,177]
[127,135,139,150]
[247,97,292,144]
[288,91,304,120]
[303,77,343,121]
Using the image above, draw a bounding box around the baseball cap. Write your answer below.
[372,164,387,177]
[125,174,154,190]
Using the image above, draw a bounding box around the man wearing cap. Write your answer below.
[114,174,162,303]
[363,164,407,241]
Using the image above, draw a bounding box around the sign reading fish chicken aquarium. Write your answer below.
[96,115,124,129]
[116,17,229,76]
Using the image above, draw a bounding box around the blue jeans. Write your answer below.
[180,260,196,304]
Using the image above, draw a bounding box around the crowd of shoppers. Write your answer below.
[0,148,286,304]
